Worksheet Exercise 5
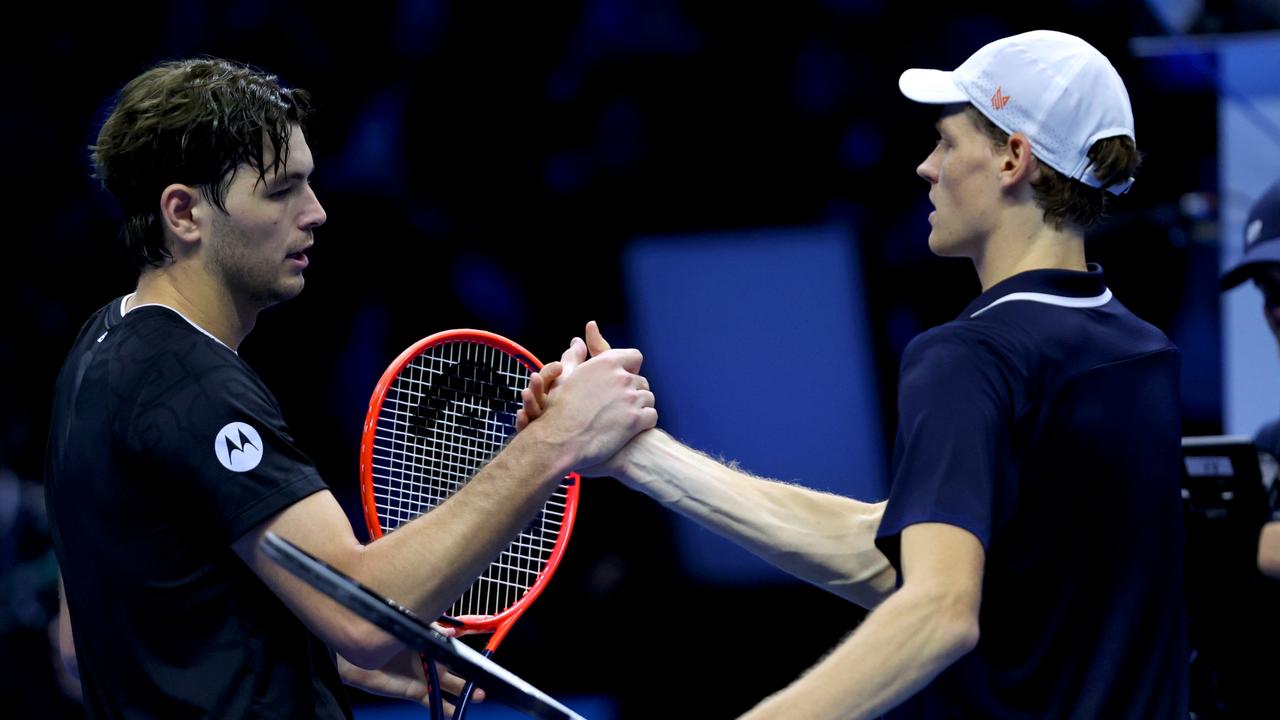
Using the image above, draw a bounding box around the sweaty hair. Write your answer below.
[91,58,312,269]
[964,106,1140,231]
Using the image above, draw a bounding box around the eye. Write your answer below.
[269,185,293,199]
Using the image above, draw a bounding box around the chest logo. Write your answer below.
[215,422,264,473]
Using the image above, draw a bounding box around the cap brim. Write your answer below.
[899,69,969,104]
[1221,240,1280,290]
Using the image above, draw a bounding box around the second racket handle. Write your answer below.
[420,653,443,719]
[450,648,493,720]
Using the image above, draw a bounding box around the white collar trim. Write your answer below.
[120,292,237,354]
[969,288,1113,318]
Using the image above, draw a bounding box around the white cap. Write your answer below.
[899,30,1136,195]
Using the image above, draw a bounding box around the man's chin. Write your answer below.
[927,229,981,260]
[251,279,305,308]
[927,231,959,258]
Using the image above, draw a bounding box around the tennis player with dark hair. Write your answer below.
[46,58,657,718]
[525,31,1186,718]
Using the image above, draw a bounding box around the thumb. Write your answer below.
[585,320,612,356]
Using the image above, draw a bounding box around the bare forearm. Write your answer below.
[350,427,570,618]
[241,345,657,668]
[238,427,571,668]
[617,429,896,607]
[741,584,978,719]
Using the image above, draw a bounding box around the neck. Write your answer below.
[131,265,257,350]
[970,206,1086,291]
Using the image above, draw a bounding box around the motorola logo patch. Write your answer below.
[214,422,264,472]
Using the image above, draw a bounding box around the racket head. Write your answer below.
[359,329,580,641]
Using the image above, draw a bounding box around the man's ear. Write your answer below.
[998,132,1039,191]
[158,184,203,254]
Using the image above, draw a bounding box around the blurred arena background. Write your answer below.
[3,1,1279,717]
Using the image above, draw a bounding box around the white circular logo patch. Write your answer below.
[1247,218,1264,247]
[214,422,264,473]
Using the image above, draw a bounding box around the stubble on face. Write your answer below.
[206,206,303,309]
[202,127,318,311]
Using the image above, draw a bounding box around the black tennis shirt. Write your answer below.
[45,296,350,719]
[876,266,1188,718]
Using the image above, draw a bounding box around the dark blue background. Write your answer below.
[3,1,1277,717]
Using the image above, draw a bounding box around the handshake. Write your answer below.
[513,321,658,481]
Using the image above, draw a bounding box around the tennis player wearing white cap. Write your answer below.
[739,30,1186,719]
[770,30,1186,719]
[521,30,1188,720]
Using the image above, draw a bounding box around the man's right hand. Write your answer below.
[519,331,656,475]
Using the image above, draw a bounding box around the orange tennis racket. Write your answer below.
[359,329,579,719]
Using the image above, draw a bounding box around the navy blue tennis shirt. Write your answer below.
[876,265,1187,718]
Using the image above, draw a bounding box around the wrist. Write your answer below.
[612,429,677,492]
[509,419,578,481]
[599,427,646,484]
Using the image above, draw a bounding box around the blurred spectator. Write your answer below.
[0,466,82,717]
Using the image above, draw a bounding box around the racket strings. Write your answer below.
[368,340,569,618]
[450,479,569,618]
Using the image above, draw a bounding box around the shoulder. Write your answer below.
[111,310,275,424]
[62,297,127,353]
[963,294,1178,388]
[1106,297,1178,354]
[111,307,247,379]
[972,291,1175,356]
[898,322,1017,409]
[901,321,1012,373]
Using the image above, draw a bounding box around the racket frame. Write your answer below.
[358,328,580,650]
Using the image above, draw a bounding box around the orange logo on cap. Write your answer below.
[991,86,1011,110]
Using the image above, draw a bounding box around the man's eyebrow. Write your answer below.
[265,169,313,187]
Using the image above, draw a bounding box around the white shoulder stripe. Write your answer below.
[969,288,1113,318]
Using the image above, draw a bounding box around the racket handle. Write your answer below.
[421,653,443,720]
[450,649,493,720]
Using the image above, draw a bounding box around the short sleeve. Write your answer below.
[125,343,326,543]
[875,326,1015,572]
